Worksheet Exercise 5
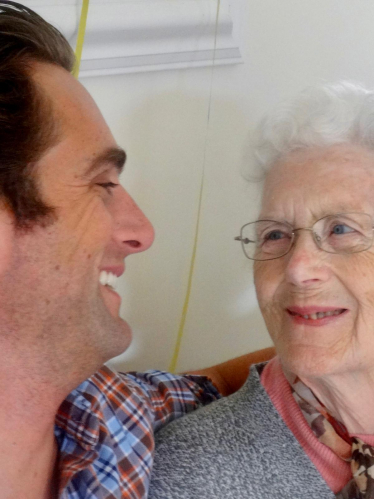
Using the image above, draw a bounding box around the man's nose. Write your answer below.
[112,188,155,254]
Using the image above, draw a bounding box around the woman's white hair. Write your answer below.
[254,81,374,172]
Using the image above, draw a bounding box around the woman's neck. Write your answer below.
[300,368,374,434]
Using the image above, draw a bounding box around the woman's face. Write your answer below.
[254,144,374,378]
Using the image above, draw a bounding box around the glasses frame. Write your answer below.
[234,212,374,261]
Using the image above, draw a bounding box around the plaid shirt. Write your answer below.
[55,365,220,498]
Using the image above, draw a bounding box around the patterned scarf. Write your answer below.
[287,374,374,498]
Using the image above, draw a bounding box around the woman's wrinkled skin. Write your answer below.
[254,143,374,433]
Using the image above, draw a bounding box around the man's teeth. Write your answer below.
[99,271,118,289]
[296,310,344,320]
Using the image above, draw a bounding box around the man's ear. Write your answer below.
[0,204,15,274]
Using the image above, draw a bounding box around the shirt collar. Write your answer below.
[54,366,117,450]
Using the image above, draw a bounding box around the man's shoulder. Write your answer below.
[70,364,151,409]
[58,365,220,434]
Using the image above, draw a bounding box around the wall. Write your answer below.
[48,1,374,371]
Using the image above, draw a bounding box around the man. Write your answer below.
[0,2,274,497]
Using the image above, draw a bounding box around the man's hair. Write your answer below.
[253,81,374,174]
[0,1,75,229]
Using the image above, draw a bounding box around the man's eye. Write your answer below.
[97,182,119,194]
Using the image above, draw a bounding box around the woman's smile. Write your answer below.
[286,306,348,326]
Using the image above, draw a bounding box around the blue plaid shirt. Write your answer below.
[54,365,220,498]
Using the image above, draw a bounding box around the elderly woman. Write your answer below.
[148,81,374,499]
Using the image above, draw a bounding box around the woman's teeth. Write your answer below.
[294,309,344,320]
[99,271,118,290]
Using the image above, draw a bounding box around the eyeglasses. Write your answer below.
[235,212,374,261]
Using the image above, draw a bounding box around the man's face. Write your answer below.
[0,63,154,381]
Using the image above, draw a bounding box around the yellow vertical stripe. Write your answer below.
[168,0,221,373]
[72,0,90,79]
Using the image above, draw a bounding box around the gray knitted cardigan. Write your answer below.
[149,363,337,499]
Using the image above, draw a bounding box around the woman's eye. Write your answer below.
[264,230,287,241]
[97,182,119,194]
[330,224,355,235]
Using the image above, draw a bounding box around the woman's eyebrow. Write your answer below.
[82,147,127,178]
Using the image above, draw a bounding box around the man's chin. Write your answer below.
[100,284,122,317]
[96,286,133,360]
[100,317,133,365]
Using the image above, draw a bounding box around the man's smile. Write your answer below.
[99,271,119,290]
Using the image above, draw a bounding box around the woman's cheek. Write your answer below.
[254,261,281,308]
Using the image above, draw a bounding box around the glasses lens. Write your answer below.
[241,221,293,260]
[314,213,373,254]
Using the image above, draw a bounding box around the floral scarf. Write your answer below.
[287,373,374,498]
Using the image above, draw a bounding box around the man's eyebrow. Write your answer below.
[83,147,127,178]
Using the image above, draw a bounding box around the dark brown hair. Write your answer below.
[0,1,75,228]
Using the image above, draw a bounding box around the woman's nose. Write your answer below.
[112,188,155,254]
[284,230,331,287]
